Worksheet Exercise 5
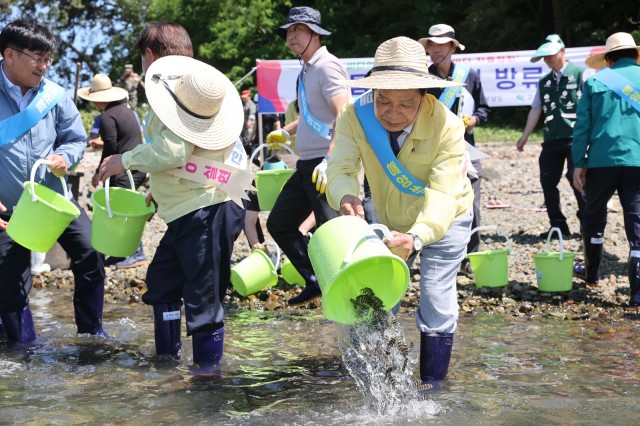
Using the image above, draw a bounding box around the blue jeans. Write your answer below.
[413,210,472,334]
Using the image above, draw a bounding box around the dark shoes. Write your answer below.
[539,226,572,240]
[115,251,147,269]
[573,263,600,285]
[287,281,321,306]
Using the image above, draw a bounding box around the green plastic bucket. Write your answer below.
[534,227,575,292]
[7,159,80,252]
[249,143,296,211]
[281,258,305,286]
[308,216,409,325]
[467,225,512,288]
[231,241,281,297]
[91,171,155,257]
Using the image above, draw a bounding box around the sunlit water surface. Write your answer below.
[0,288,639,425]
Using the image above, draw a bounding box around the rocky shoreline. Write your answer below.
[32,143,640,322]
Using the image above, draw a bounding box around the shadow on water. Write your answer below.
[0,288,639,424]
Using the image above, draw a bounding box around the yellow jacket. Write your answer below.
[326,94,473,246]
[122,111,237,223]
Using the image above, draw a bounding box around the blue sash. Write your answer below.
[353,91,426,196]
[298,73,333,140]
[592,67,640,113]
[0,80,65,147]
[438,64,470,110]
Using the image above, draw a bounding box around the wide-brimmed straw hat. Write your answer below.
[341,37,463,90]
[144,55,243,150]
[530,34,565,62]
[77,74,128,103]
[276,6,331,39]
[585,32,640,69]
[418,24,465,51]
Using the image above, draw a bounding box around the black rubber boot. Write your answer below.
[574,234,603,284]
[420,332,454,384]
[153,303,182,358]
[278,237,322,306]
[74,283,108,337]
[628,256,640,307]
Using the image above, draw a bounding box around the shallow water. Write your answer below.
[1,288,639,425]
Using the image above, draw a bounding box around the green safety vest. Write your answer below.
[539,61,584,141]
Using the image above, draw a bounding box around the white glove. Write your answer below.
[312,158,329,194]
[266,129,290,148]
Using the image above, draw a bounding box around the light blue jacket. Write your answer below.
[0,60,87,214]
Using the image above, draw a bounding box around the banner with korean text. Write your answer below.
[256,45,605,114]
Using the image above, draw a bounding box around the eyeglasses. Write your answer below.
[11,48,54,67]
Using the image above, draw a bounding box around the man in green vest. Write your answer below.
[516,34,586,240]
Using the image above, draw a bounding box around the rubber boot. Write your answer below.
[574,235,603,284]
[0,303,37,344]
[420,332,454,385]
[628,256,640,307]
[192,327,224,367]
[279,238,321,306]
[74,284,108,337]
[152,303,182,357]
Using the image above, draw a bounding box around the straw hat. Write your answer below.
[341,37,463,90]
[418,24,465,51]
[144,55,243,150]
[77,74,128,103]
[586,32,640,69]
[530,34,565,63]
[276,6,331,39]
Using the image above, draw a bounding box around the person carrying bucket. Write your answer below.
[98,23,252,371]
[265,6,350,306]
[326,37,474,386]
[77,73,148,269]
[0,18,108,343]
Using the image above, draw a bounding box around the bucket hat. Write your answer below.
[77,74,128,103]
[585,32,640,69]
[418,24,465,51]
[276,6,331,39]
[144,55,243,150]
[340,37,463,90]
[530,34,565,62]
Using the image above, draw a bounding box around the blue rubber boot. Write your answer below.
[629,256,640,307]
[74,283,108,337]
[0,303,37,344]
[192,327,224,367]
[420,332,454,388]
[152,303,182,358]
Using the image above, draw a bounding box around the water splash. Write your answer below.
[336,288,422,416]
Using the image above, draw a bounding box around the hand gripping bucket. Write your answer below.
[249,143,296,211]
[231,241,281,297]
[90,170,155,257]
[280,257,305,286]
[7,159,80,252]
[467,225,512,288]
[533,227,575,292]
[308,216,410,325]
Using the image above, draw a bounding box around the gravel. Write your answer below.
[32,143,640,321]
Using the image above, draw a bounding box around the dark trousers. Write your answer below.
[110,170,147,190]
[539,139,585,229]
[143,202,245,335]
[583,167,640,250]
[267,158,339,282]
[0,202,105,312]
[467,159,483,255]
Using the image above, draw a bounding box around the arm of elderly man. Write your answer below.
[327,95,472,249]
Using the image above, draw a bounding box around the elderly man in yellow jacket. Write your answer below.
[326,37,473,386]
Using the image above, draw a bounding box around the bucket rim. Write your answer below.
[468,248,510,257]
[91,188,156,218]
[23,181,80,217]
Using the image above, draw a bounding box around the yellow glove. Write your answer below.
[312,157,329,194]
[266,129,290,148]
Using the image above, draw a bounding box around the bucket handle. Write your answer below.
[343,224,394,264]
[104,170,136,219]
[248,143,296,172]
[469,225,512,253]
[545,227,565,260]
[262,239,281,270]
[30,159,68,202]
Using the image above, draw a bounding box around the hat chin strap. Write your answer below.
[297,34,315,62]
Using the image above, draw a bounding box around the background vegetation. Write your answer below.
[1,0,639,134]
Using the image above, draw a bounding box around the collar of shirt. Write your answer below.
[553,62,569,83]
[1,63,39,111]
[396,123,415,149]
